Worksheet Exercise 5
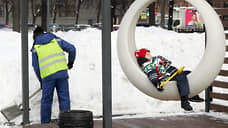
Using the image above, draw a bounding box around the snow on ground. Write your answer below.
[0,27,227,127]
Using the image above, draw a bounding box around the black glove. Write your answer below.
[151,78,159,86]
[157,86,164,91]
[151,78,163,91]
[148,71,164,91]
[39,80,42,89]
[67,62,74,70]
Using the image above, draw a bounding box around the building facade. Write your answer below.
[0,0,193,26]
[0,0,99,26]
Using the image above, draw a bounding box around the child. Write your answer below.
[135,48,194,111]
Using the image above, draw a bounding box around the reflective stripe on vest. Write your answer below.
[34,38,68,79]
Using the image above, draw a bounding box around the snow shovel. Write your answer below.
[1,88,41,121]
[160,66,185,87]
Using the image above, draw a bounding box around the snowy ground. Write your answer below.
[0,27,227,127]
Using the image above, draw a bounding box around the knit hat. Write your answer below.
[135,48,150,59]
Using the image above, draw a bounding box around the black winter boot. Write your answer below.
[189,95,204,102]
[181,96,193,111]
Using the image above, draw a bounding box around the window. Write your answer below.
[224,2,228,8]
[223,15,228,21]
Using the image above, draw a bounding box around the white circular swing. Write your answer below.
[117,0,225,100]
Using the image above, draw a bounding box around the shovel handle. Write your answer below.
[18,88,42,108]
[160,66,185,87]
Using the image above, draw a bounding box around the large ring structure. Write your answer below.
[117,0,225,100]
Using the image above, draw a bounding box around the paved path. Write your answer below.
[25,114,228,128]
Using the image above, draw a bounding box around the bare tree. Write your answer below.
[81,0,93,8]
[112,0,117,24]
[41,0,47,31]
[75,0,93,24]
[12,0,20,32]
[31,0,41,24]
[64,0,69,17]
[96,0,101,23]
[118,0,134,23]
[52,0,57,23]
[120,0,134,13]
[52,0,65,23]
[75,0,82,24]
[4,0,9,25]
[149,2,155,26]
[159,0,167,28]
[3,0,13,25]
[120,0,127,17]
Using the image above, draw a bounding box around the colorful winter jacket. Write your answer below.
[31,33,76,82]
[138,56,177,82]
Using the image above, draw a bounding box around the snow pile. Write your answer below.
[0,27,227,127]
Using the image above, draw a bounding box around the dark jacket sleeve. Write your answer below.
[148,69,161,87]
[147,69,158,81]
[31,48,42,82]
[166,66,178,76]
[57,38,76,64]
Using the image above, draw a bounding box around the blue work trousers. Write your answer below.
[171,71,190,97]
[41,78,70,124]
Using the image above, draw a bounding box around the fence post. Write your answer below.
[21,0,30,125]
[205,87,210,112]
[101,0,112,128]
[168,0,174,30]
[204,18,213,112]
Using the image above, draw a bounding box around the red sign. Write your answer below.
[185,9,198,26]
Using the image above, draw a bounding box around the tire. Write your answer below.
[59,121,93,127]
[58,110,93,128]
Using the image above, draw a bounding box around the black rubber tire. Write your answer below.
[59,120,93,125]
[59,121,93,127]
[60,110,92,120]
[58,110,93,128]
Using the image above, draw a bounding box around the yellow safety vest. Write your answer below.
[34,38,68,79]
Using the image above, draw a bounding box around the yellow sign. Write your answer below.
[140,12,147,20]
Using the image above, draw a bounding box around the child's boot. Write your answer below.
[189,95,204,102]
[181,96,193,111]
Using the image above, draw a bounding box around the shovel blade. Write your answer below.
[1,104,22,121]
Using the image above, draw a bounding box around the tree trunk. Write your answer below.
[65,0,69,17]
[31,0,40,25]
[75,0,81,24]
[53,7,57,23]
[111,0,116,25]
[12,0,20,32]
[32,16,36,24]
[58,1,61,17]
[149,3,155,26]
[168,0,174,30]
[53,0,57,23]
[31,0,35,24]
[96,0,101,23]
[120,0,134,22]
[41,0,47,31]
[120,0,127,17]
[4,0,9,25]
[160,0,166,28]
